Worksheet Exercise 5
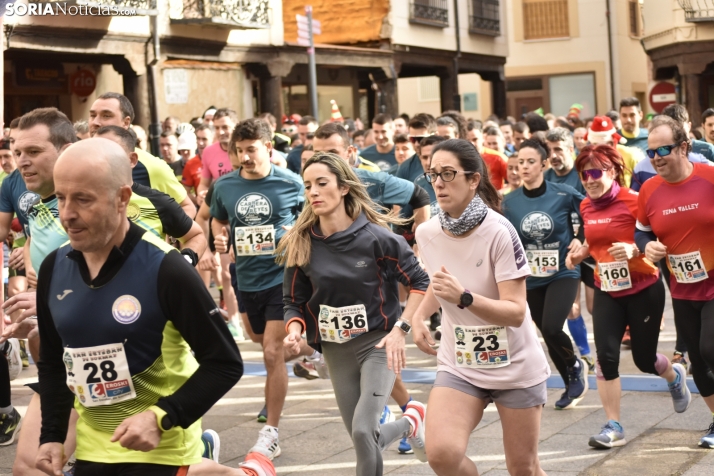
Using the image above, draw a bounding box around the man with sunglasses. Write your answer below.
[635,115,714,449]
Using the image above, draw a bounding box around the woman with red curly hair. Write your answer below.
[566,144,690,449]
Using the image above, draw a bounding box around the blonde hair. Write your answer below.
[276,152,409,267]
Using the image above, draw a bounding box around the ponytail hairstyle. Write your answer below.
[518,137,548,164]
[275,152,409,268]
[429,138,502,213]
[575,144,626,186]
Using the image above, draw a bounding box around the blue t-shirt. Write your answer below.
[286,145,304,175]
[210,165,304,292]
[413,175,440,218]
[502,181,584,289]
[394,156,426,218]
[359,145,397,171]
[544,167,586,194]
[630,152,711,192]
[0,169,40,234]
[692,139,714,162]
[354,168,414,207]
[619,128,649,154]
[28,196,67,273]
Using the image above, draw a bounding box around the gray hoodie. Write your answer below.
[283,212,430,351]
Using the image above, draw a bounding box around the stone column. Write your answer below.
[490,71,507,120]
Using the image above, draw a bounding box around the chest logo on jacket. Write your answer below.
[520,212,554,242]
[112,295,142,324]
[235,193,273,226]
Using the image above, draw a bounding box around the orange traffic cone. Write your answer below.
[330,100,343,122]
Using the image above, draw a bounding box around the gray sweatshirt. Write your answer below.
[283,212,430,351]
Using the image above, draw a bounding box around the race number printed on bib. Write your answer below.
[454,325,510,368]
[527,250,559,277]
[234,225,275,256]
[318,304,368,344]
[63,343,136,408]
[669,251,708,284]
[598,261,632,292]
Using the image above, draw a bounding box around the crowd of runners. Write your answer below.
[0,92,711,475]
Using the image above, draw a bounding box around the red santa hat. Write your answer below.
[586,116,626,145]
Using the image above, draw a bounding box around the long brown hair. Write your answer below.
[276,152,409,268]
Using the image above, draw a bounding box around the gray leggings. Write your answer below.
[321,330,411,476]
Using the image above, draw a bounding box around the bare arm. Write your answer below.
[179,195,196,220]
[0,211,13,243]
[177,221,207,258]
[196,176,212,198]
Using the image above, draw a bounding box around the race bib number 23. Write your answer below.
[454,325,510,368]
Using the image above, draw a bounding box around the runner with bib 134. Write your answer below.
[503,137,589,411]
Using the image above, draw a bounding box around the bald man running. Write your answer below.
[35,138,274,476]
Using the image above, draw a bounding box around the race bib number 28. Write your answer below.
[64,343,136,408]
[454,325,510,368]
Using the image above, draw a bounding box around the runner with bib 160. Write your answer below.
[566,144,690,449]
[503,137,588,411]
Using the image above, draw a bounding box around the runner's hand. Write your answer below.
[567,239,582,256]
[197,250,218,271]
[645,241,667,263]
[197,189,207,206]
[565,244,589,270]
[375,327,407,375]
[2,290,37,322]
[27,268,37,288]
[412,318,437,356]
[111,411,162,452]
[432,266,464,304]
[284,330,302,356]
[608,242,638,261]
[0,318,37,344]
[35,442,65,476]
[8,247,24,270]
[215,228,229,254]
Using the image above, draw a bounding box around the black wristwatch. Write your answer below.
[394,320,412,334]
[181,248,199,267]
[457,289,473,309]
[161,414,173,431]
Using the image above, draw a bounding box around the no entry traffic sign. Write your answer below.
[649,82,676,113]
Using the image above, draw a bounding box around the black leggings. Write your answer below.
[593,280,665,380]
[527,277,580,383]
[659,261,688,354]
[671,298,714,397]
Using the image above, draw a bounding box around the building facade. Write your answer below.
[641,0,714,126]
[503,0,651,119]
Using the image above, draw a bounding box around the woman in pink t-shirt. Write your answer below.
[413,139,550,476]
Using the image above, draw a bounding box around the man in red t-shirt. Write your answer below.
[466,121,508,189]
[182,124,214,205]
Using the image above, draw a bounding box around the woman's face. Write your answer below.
[580,161,616,200]
[303,162,348,217]
[507,154,521,187]
[430,150,478,216]
[517,147,544,186]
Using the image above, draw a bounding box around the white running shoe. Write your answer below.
[5,339,22,381]
[404,401,427,463]
[310,353,329,379]
[250,425,282,460]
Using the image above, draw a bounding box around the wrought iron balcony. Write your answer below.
[169,0,270,29]
[410,0,449,28]
[677,0,714,22]
[469,0,500,36]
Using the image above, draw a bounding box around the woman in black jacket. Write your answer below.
[277,152,430,475]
